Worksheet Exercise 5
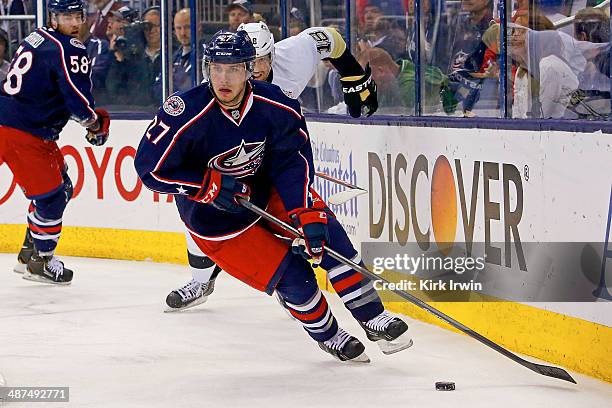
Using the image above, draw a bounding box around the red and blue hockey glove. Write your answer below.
[85,108,110,146]
[191,168,251,213]
[340,64,378,118]
[289,207,330,267]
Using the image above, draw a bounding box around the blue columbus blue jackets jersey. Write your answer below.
[0,27,96,140]
[135,81,314,239]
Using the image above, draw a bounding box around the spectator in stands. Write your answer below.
[289,7,307,36]
[373,18,408,60]
[509,27,578,119]
[574,7,610,43]
[357,47,451,114]
[0,0,28,56]
[153,7,192,100]
[227,0,253,32]
[0,27,9,81]
[405,0,450,69]
[89,0,122,41]
[444,0,494,116]
[78,13,113,104]
[106,6,161,107]
[358,1,383,41]
[357,0,404,46]
[569,7,611,117]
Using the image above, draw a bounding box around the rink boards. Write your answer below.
[0,119,610,382]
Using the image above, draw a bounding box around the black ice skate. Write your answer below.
[14,229,34,274]
[23,254,73,285]
[165,277,216,312]
[318,328,370,363]
[359,311,413,355]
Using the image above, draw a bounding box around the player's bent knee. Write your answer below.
[275,255,319,305]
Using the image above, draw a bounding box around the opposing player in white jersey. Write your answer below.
[165,22,378,311]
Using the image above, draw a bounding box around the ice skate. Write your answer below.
[360,311,413,355]
[318,328,370,363]
[13,229,34,274]
[165,278,216,312]
[23,254,73,285]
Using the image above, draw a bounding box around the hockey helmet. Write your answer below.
[203,30,256,82]
[238,22,275,61]
[204,30,256,65]
[48,0,84,14]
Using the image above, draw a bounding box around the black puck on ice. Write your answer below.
[435,381,455,391]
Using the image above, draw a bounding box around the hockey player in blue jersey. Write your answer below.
[0,0,110,284]
[166,21,379,312]
[135,31,411,362]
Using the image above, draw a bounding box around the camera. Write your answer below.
[115,20,152,59]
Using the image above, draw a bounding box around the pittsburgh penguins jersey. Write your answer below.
[272,27,346,99]
[134,81,313,239]
[0,27,96,140]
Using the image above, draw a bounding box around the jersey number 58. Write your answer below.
[70,55,89,74]
[3,47,33,96]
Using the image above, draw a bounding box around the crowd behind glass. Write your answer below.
[0,0,610,119]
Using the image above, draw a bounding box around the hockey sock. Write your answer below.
[326,253,384,322]
[188,252,221,283]
[281,288,339,342]
[27,186,67,256]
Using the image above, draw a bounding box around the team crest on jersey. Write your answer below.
[208,139,266,178]
[163,95,186,116]
[25,32,44,48]
[70,38,86,50]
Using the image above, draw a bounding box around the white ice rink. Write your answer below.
[0,253,610,408]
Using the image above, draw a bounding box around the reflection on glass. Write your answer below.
[90,0,612,121]
[509,25,610,119]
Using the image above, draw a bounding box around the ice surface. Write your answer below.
[0,254,610,407]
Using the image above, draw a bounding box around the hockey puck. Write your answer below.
[435,381,455,391]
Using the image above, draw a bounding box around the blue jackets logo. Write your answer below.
[208,139,265,178]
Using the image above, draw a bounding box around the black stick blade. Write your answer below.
[531,363,577,384]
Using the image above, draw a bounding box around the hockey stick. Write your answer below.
[239,198,577,384]
[315,172,367,205]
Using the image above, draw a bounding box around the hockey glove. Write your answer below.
[340,64,378,118]
[85,108,110,146]
[289,207,330,267]
[191,168,251,213]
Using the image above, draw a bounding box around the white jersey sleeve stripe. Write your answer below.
[39,29,95,118]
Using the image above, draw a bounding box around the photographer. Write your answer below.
[106,6,161,108]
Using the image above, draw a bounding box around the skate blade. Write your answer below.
[377,331,414,355]
[13,263,26,274]
[164,295,208,313]
[22,271,71,286]
[347,351,371,363]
